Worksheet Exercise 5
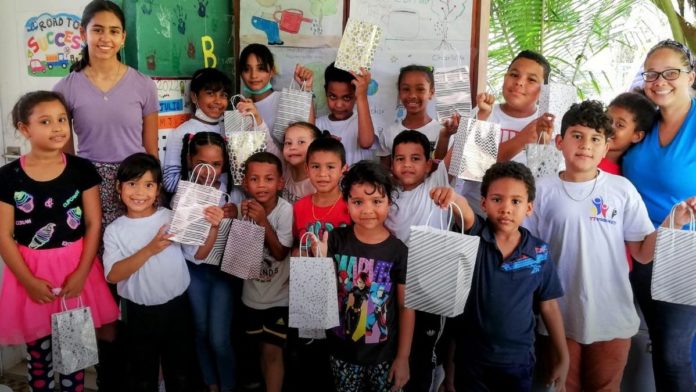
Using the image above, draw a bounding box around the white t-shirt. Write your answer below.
[103,208,193,306]
[316,113,378,165]
[377,118,442,157]
[524,172,654,344]
[386,162,450,244]
[255,91,281,133]
[242,197,294,309]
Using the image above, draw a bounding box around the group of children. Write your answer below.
[0,2,695,391]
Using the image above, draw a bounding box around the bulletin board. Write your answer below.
[234,0,488,131]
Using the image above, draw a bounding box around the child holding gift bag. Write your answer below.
[312,160,415,392]
[0,91,119,391]
[178,132,239,392]
[103,153,223,392]
[240,152,294,392]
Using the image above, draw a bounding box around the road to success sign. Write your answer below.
[25,12,84,77]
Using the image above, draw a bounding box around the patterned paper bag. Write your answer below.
[405,204,480,317]
[224,109,266,186]
[448,118,502,182]
[272,81,313,144]
[169,164,224,245]
[220,216,265,279]
[652,204,696,306]
[525,134,564,179]
[289,234,339,330]
[434,66,472,122]
[335,18,382,73]
[539,83,577,133]
[51,297,99,375]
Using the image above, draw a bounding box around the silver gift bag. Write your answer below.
[405,204,480,317]
[652,204,696,306]
[289,233,340,332]
[51,297,99,375]
[434,65,472,122]
[220,216,265,279]
[448,118,502,182]
[334,18,382,74]
[169,164,224,246]
[224,107,266,186]
[272,80,313,144]
[525,135,564,180]
[539,83,577,133]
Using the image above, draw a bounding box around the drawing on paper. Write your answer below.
[24,13,84,77]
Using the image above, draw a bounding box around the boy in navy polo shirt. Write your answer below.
[432,161,568,392]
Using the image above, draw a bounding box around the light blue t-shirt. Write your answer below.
[623,98,696,228]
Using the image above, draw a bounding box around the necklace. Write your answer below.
[312,194,341,221]
[560,170,599,202]
[85,63,124,101]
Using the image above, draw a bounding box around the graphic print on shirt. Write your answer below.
[14,191,34,213]
[44,198,54,208]
[334,253,394,344]
[501,245,548,274]
[29,223,56,249]
[258,250,281,282]
[590,196,617,225]
[66,207,82,229]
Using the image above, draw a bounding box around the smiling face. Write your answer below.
[240,53,274,92]
[643,48,695,109]
[18,100,71,152]
[306,151,346,194]
[607,105,644,155]
[118,170,159,218]
[81,11,126,62]
[391,142,431,191]
[283,125,315,168]
[398,70,434,116]
[347,182,390,232]
[193,88,228,120]
[243,161,283,205]
[189,144,225,185]
[481,178,533,235]
[502,58,544,114]
[556,124,608,180]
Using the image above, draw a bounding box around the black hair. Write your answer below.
[117,152,162,185]
[190,68,233,101]
[510,50,551,83]
[391,130,431,158]
[180,132,231,193]
[11,91,69,129]
[324,62,355,90]
[284,121,322,143]
[560,100,614,139]
[645,39,696,88]
[244,151,283,176]
[306,136,347,166]
[238,43,275,75]
[70,0,125,73]
[340,160,396,205]
[398,65,434,89]
[481,161,536,202]
[608,93,657,134]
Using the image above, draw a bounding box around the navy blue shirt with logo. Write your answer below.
[454,215,563,366]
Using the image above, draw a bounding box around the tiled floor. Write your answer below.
[0,362,96,392]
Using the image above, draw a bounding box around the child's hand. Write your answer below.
[24,276,56,304]
[235,98,262,126]
[222,203,237,219]
[387,356,410,391]
[203,206,224,228]
[518,113,555,144]
[241,199,268,226]
[144,225,174,257]
[476,92,495,120]
[430,187,457,209]
[350,68,371,97]
[294,64,314,91]
[308,231,328,257]
[667,197,696,227]
[61,270,89,298]
[440,112,461,137]
[547,355,569,392]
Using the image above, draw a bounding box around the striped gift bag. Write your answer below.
[405,204,480,317]
[271,81,312,144]
[169,164,224,245]
[219,216,265,279]
[448,118,501,182]
[651,204,696,306]
[434,65,472,123]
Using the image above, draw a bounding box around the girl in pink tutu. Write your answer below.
[0,91,119,391]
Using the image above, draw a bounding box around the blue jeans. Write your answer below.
[631,261,696,391]
[187,262,236,391]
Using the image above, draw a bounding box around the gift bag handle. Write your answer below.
[667,201,696,231]
[229,94,246,108]
[424,202,465,234]
[298,231,324,258]
[189,163,217,187]
[60,296,85,312]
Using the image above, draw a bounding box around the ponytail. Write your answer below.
[180,132,232,194]
[71,0,126,73]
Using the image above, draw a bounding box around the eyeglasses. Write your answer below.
[641,68,692,82]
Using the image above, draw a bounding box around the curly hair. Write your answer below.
[481,161,536,202]
[608,93,657,134]
[560,100,613,139]
[340,160,396,205]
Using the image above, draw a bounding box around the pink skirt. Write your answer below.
[0,239,120,345]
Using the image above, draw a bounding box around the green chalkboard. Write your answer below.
[123,0,234,77]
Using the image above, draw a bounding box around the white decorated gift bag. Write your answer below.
[434,65,472,122]
[405,204,480,317]
[219,216,265,279]
[651,204,696,306]
[334,18,382,73]
[525,134,564,180]
[539,83,577,133]
[169,164,224,245]
[289,233,340,331]
[448,118,502,182]
[272,80,313,144]
[51,297,99,375]
[224,102,266,186]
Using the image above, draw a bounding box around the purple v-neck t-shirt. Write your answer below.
[54,67,159,163]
